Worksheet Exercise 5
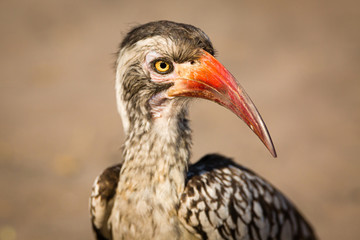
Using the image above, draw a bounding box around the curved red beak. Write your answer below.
[168,49,277,157]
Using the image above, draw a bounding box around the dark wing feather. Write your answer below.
[178,154,316,240]
[90,164,122,240]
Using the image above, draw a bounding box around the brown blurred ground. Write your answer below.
[0,0,359,239]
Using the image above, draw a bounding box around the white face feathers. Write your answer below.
[115,37,185,134]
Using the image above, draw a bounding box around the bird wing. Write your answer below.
[178,154,316,240]
[90,164,122,240]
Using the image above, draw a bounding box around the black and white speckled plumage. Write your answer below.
[90,20,316,240]
[179,154,315,240]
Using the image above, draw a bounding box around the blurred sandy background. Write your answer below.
[0,0,359,239]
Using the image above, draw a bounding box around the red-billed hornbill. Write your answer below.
[90,21,316,240]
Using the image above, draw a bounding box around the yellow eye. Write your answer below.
[154,60,172,74]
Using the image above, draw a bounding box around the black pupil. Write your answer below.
[160,62,167,69]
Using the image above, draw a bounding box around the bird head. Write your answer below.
[115,21,276,157]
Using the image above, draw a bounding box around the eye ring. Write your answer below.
[153,59,173,74]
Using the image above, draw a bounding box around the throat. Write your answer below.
[120,100,191,191]
[121,110,191,184]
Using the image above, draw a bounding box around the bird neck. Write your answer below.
[119,109,192,205]
[111,108,193,238]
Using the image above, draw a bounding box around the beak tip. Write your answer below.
[260,128,277,158]
[270,147,277,158]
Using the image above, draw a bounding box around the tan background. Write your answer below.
[1,1,359,239]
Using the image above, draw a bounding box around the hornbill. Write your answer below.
[90,20,316,240]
